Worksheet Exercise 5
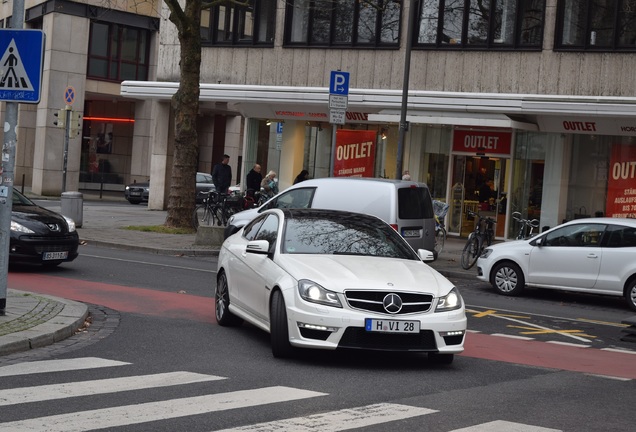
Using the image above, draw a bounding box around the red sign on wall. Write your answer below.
[452,128,512,155]
[333,130,376,177]
[606,144,636,217]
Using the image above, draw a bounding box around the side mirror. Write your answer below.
[531,237,543,247]
[246,240,270,255]
[417,249,435,262]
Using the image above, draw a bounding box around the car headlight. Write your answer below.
[125,186,130,191]
[480,248,493,259]
[435,287,463,312]
[63,216,76,233]
[298,279,342,308]
[11,221,35,234]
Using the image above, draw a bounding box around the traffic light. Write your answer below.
[53,109,66,128]
[69,111,82,137]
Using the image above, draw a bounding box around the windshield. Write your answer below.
[282,212,417,259]
[12,190,36,206]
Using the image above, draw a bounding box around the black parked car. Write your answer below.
[10,189,79,266]
[124,172,216,204]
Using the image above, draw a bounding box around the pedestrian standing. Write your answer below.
[246,164,263,194]
[261,170,278,197]
[212,154,232,194]
[293,169,309,184]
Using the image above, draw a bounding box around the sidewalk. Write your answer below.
[0,191,477,356]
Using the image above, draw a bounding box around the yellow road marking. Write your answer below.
[508,325,597,338]
[471,309,530,319]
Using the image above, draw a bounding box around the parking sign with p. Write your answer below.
[330,71,350,96]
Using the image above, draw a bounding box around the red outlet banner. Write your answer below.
[606,144,636,218]
[333,129,376,177]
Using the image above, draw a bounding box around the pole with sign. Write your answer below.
[329,71,350,176]
[0,0,43,314]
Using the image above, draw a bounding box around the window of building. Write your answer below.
[556,0,636,51]
[416,0,545,49]
[87,22,150,82]
[285,0,401,47]
[201,0,275,45]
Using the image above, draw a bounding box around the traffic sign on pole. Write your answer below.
[0,29,45,103]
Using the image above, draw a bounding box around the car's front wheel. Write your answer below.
[491,261,525,296]
[270,290,293,358]
[215,271,243,326]
[625,279,636,312]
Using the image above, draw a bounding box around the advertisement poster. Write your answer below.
[606,143,636,217]
[333,129,376,177]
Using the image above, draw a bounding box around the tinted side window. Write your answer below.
[543,224,605,247]
[255,214,279,252]
[243,216,266,241]
[398,187,434,219]
[603,225,636,248]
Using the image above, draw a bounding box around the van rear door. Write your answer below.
[397,186,436,253]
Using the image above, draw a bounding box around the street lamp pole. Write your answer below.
[396,0,416,180]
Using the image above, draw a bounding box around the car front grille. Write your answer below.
[338,328,437,351]
[344,290,433,314]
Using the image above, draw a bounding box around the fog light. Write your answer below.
[440,330,465,337]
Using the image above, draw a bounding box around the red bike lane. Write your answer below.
[8,273,636,380]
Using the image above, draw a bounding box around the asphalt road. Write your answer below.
[1,244,635,431]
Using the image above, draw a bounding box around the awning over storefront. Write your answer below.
[120,81,636,133]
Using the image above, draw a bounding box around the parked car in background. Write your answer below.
[10,189,79,266]
[224,177,437,257]
[476,217,636,311]
[124,172,216,204]
[216,208,466,362]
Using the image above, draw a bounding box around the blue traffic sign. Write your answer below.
[0,29,45,103]
[330,71,350,96]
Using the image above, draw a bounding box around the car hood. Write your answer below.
[277,254,454,296]
[12,205,72,233]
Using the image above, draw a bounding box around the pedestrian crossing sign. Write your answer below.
[0,29,45,103]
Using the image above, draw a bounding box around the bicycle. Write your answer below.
[460,210,496,270]
[512,211,540,240]
[192,191,243,229]
[432,200,449,255]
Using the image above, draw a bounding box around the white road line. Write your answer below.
[0,386,327,432]
[215,403,436,432]
[81,254,217,273]
[0,358,129,377]
[545,341,590,348]
[0,371,225,406]
[601,347,636,354]
[450,420,562,431]
[491,333,535,340]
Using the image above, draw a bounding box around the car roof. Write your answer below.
[561,217,636,228]
[290,177,429,188]
[278,207,385,223]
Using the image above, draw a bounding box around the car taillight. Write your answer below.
[390,224,398,231]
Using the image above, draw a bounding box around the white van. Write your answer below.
[225,177,437,256]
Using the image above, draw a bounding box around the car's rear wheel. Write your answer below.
[491,261,525,296]
[215,271,243,326]
[625,279,636,312]
[270,290,293,358]
[428,353,454,365]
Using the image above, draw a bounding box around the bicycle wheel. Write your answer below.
[460,234,481,270]
[434,226,446,255]
[192,204,211,229]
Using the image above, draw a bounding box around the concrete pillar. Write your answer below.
[279,121,305,190]
[225,116,242,186]
[130,100,153,182]
[148,101,171,210]
[240,118,260,188]
[542,133,571,229]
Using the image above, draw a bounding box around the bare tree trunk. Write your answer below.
[164,0,202,228]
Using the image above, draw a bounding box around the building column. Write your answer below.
[240,118,260,187]
[279,121,305,189]
[542,134,571,229]
[148,101,172,210]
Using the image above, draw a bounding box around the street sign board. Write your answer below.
[329,71,350,96]
[330,109,346,125]
[329,94,348,110]
[0,29,45,103]
[64,86,75,105]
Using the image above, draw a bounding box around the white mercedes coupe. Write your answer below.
[215,208,466,363]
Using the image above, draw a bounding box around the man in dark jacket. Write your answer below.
[212,154,232,194]
[246,164,262,193]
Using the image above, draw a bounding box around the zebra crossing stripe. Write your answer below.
[0,371,225,406]
[0,386,327,432]
[450,420,562,431]
[215,402,437,431]
[0,357,129,377]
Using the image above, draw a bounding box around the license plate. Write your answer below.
[43,251,68,260]
[130,191,141,196]
[402,229,420,238]
[365,318,420,333]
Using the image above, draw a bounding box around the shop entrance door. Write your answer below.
[448,155,508,237]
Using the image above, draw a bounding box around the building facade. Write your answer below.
[6,0,636,239]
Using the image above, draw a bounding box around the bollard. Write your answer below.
[60,191,83,228]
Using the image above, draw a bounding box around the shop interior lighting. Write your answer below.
[83,117,135,123]
[266,120,272,126]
